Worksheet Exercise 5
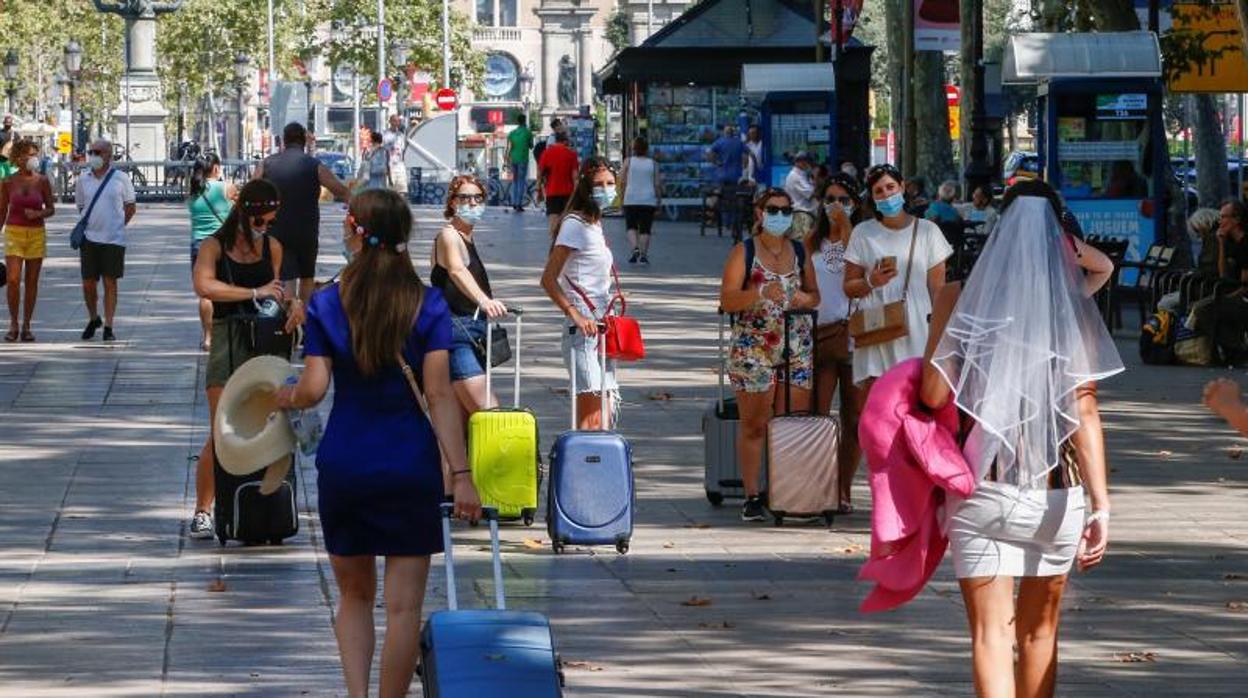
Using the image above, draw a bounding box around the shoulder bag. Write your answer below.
[565,266,646,362]
[848,218,919,348]
[70,168,117,250]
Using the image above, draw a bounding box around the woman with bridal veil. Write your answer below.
[919,180,1122,697]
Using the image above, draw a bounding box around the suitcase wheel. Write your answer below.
[773,515,784,527]
[522,511,535,527]
[705,490,724,507]
[552,538,566,554]
[615,538,629,555]
[823,511,836,527]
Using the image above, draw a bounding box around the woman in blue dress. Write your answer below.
[277,188,482,697]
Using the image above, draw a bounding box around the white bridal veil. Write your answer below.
[931,196,1124,488]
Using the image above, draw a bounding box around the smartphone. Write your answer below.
[880,256,897,273]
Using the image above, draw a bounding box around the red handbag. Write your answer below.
[565,267,646,362]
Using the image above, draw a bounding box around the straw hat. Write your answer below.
[214,356,296,478]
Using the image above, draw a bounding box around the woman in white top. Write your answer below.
[843,164,952,401]
[805,172,862,513]
[620,136,662,265]
[541,156,620,429]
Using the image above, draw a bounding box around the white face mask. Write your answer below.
[86,154,104,171]
[24,156,39,173]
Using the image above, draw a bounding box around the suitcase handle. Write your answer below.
[480,307,524,410]
[439,504,506,612]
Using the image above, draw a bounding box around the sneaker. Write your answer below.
[102,326,116,342]
[189,511,214,539]
[639,253,650,265]
[741,495,766,522]
[81,317,102,340]
[628,249,640,264]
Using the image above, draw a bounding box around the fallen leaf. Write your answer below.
[751,591,772,601]
[648,391,674,401]
[697,621,736,629]
[522,538,544,550]
[550,387,569,396]
[1157,450,1172,459]
[683,523,711,529]
[207,579,227,593]
[1227,601,1248,612]
[662,541,676,549]
[1224,573,1247,581]
[681,595,713,607]
[665,567,679,573]
[1112,652,1157,663]
[562,660,605,672]
[250,672,260,678]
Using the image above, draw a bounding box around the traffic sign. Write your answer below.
[378,78,393,103]
[435,88,458,111]
[56,132,72,155]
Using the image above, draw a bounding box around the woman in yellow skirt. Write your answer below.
[0,139,55,342]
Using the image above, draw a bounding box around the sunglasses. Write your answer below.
[764,205,794,216]
[825,196,854,207]
[87,149,106,156]
[454,193,485,204]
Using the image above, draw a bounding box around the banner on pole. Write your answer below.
[914,0,961,52]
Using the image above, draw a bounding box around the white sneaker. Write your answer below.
[189,511,214,539]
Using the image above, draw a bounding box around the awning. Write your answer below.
[741,63,835,94]
[1003,31,1162,85]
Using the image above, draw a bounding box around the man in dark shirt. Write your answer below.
[254,122,350,304]
[708,125,747,233]
[1218,198,1248,285]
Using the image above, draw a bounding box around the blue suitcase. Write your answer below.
[420,505,563,697]
[546,327,635,555]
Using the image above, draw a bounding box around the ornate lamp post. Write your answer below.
[4,50,18,116]
[519,62,535,124]
[304,52,321,134]
[234,53,250,159]
[391,39,410,119]
[64,40,83,154]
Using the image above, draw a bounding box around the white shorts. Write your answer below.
[947,481,1086,579]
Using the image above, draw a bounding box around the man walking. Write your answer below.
[784,152,817,214]
[75,138,136,342]
[254,122,350,304]
[382,114,409,197]
[504,113,534,212]
[536,130,579,237]
[708,125,747,233]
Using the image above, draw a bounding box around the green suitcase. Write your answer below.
[467,310,541,525]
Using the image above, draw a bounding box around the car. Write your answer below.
[1002,151,1040,186]
[315,151,355,182]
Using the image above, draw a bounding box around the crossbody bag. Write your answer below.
[70,168,117,250]
[565,266,646,362]
[848,218,919,348]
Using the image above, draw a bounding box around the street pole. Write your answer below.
[648,0,654,37]
[902,0,916,174]
[352,70,361,162]
[68,81,77,155]
[267,0,276,153]
[441,0,451,87]
[377,0,386,118]
[237,86,246,160]
[965,0,992,194]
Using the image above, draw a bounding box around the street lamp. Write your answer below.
[4,49,18,117]
[305,52,322,133]
[234,53,251,160]
[391,38,410,119]
[64,40,82,154]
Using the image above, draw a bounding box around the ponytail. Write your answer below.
[188,152,222,200]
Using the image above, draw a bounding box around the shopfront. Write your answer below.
[743,63,837,188]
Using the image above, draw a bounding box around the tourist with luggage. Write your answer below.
[918,181,1121,697]
[807,173,862,513]
[718,188,820,521]
[188,179,301,540]
[843,164,952,405]
[0,138,54,343]
[186,152,237,351]
[620,136,662,265]
[276,188,482,698]
[541,156,622,430]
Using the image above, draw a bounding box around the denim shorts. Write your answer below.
[448,315,487,382]
[561,325,618,395]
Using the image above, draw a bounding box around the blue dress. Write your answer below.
[304,284,452,556]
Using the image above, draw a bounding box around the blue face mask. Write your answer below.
[762,212,793,236]
[457,204,485,224]
[592,186,617,209]
[875,192,906,217]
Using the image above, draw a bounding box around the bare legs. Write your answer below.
[815,357,860,506]
[5,256,41,338]
[198,297,213,350]
[575,392,609,431]
[82,275,119,328]
[960,575,1070,698]
[438,375,499,495]
[195,387,222,514]
[329,554,432,698]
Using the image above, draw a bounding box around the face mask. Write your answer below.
[86,155,104,170]
[875,192,905,217]
[592,186,616,209]
[456,204,485,224]
[762,212,793,236]
[24,156,39,173]
[828,202,855,217]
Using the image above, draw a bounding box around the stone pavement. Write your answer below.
[0,202,1245,696]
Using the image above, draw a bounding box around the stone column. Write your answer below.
[541,28,558,111]
[577,27,593,107]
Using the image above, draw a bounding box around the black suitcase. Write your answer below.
[213,453,299,546]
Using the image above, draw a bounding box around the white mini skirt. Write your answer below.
[947,481,1086,579]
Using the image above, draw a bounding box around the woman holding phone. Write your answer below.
[843,164,951,403]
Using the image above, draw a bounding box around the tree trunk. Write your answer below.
[959,0,977,175]
[1193,93,1229,207]
[915,50,955,186]
[885,0,904,165]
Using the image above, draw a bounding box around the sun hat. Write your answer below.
[214,355,296,476]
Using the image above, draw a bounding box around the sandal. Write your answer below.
[20,329,34,343]
[3,329,17,343]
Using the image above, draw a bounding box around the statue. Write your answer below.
[93,0,183,19]
[558,55,577,108]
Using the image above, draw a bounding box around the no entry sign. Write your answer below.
[435,88,458,111]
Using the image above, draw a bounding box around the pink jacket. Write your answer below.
[857,358,976,613]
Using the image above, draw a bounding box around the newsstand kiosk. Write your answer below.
[741,64,838,188]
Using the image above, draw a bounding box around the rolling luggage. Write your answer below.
[547,326,634,554]
[702,308,767,506]
[468,308,541,525]
[767,309,840,526]
[213,452,299,545]
[420,505,563,697]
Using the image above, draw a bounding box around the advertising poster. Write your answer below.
[914,0,960,52]
[1066,199,1153,284]
[1169,2,1248,93]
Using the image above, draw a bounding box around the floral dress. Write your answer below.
[728,251,814,393]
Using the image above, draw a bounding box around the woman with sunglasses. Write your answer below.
[541,157,621,430]
[806,173,862,513]
[430,176,506,461]
[188,179,304,540]
[843,164,951,403]
[719,188,820,522]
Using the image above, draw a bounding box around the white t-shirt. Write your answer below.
[814,237,851,325]
[555,215,615,318]
[744,140,764,182]
[784,166,816,212]
[844,217,953,382]
[622,156,658,207]
[75,168,137,246]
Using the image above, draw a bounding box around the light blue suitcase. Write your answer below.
[420,505,563,697]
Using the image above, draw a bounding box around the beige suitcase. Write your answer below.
[767,309,840,526]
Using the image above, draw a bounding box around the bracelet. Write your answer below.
[864,275,876,292]
[251,288,258,301]
[1086,510,1110,525]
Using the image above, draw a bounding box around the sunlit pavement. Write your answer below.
[0,203,1245,696]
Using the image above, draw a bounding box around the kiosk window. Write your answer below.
[1055,93,1151,200]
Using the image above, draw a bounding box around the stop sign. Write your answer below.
[435,88,458,111]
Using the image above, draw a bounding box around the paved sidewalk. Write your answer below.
[0,203,1246,696]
